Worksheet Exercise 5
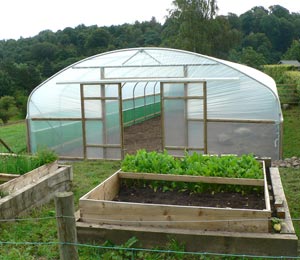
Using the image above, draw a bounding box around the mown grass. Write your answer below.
[282,105,300,158]
[0,108,300,259]
[280,167,300,236]
[0,121,27,153]
[71,160,121,205]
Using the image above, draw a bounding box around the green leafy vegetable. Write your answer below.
[121,150,263,194]
[121,150,263,179]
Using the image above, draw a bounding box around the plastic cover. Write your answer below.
[27,48,282,159]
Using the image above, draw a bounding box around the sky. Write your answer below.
[0,0,299,40]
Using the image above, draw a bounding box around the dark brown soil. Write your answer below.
[114,184,265,210]
[123,116,162,154]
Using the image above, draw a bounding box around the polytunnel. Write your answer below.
[26,47,283,160]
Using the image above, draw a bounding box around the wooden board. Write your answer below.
[0,165,72,219]
[270,167,285,209]
[262,162,271,211]
[0,161,59,194]
[80,170,120,201]
[119,171,264,186]
[76,218,298,257]
[79,199,270,233]
[269,167,296,234]
[0,173,20,182]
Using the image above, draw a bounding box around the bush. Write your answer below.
[263,65,300,105]
[0,96,18,124]
[263,64,295,83]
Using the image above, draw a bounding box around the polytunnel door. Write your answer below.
[80,83,123,160]
[161,81,207,156]
[122,81,162,155]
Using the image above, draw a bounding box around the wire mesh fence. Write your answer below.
[1,215,300,259]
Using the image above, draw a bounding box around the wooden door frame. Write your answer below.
[160,81,207,154]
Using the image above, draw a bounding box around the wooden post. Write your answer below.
[55,192,79,260]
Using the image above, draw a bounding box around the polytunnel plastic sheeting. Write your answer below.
[29,84,82,118]
[72,48,218,68]
[122,81,159,98]
[27,47,283,160]
[30,120,83,157]
[28,48,281,120]
[205,79,280,121]
[206,121,280,159]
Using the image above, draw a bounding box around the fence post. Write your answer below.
[55,191,79,260]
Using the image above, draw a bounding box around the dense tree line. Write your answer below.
[0,0,300,122]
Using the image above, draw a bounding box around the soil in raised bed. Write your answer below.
[114,183,266,210]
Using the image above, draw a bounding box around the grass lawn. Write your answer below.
[282,105,300,158]
[0,159,121,260]
[0,107,300,259]
[0,121,27,153]
[280,167,300,236]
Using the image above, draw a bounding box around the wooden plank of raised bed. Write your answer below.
[270,167,284,208]
[269,167,295,234]
[0,165,72,219]
[262,161,271,212]
[79,199,271,233]
[0,173,20,182]
[76,220,298,257]
[80,170,120,201]
[118,171,264,186]
[0,161,59,193]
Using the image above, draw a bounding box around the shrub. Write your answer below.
[263,65,300,104]
[0,96,18,124]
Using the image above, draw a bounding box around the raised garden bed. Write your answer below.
[76,153,298,256]
[0,160,73,219]
[79,168,271,232]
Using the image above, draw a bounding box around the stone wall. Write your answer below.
[272,157,300,168]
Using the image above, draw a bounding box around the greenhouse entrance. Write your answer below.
[161,81,207,157]
[80,80,207,159]
[81,82,207,159]
[81,83,122,159]
[122,81,161,155]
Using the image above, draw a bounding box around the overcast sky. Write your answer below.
[0,0,299,40]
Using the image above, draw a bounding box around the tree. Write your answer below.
[0,70,14,96]
[227,13,241,31]
[283,40,300,61]
[260,10,294,53]
[0,96,18,124]
[270,5,290,19]
[242,32,274,63]
[164,0,218,54]
[14,90,28,118]
[31,42,58,63]
[240,6,268,35]
[240,47,267,69]
[209,16,242,58]
[85,28,111,51]
[13,63,42,93]
[276,17,295,52]
[144,30,161,46]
